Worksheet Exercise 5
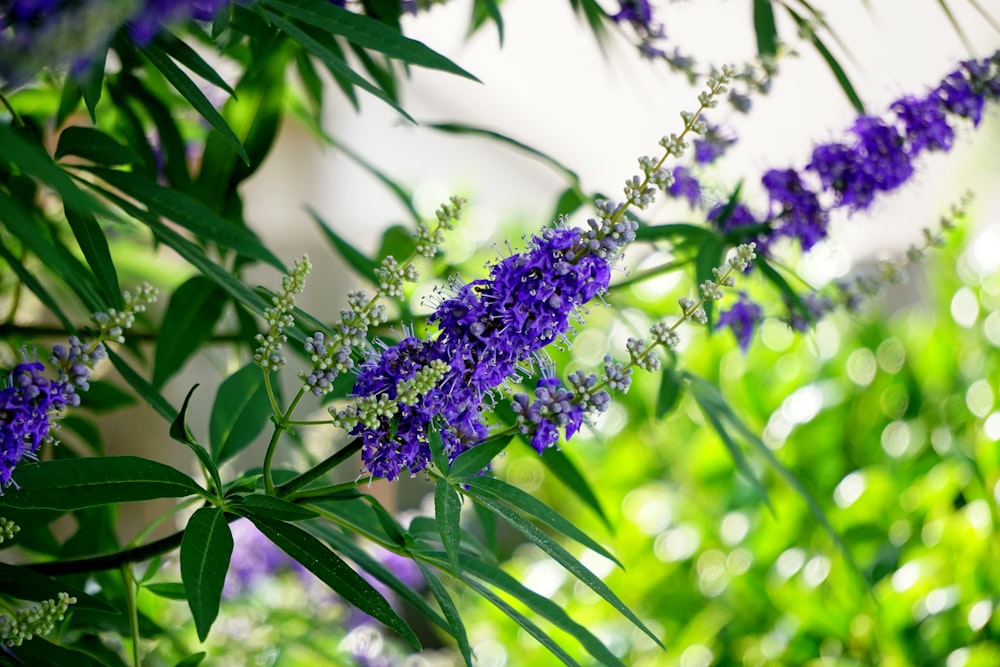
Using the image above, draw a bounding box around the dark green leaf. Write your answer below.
[695,235,726,326]
[210,363,272,462]
[170,385,224,495]
[462,476,622,568]
[0,562,116,613]
[0,239,73,330]
[262,0,478,80]
[140,42,249,163]
[79,52,106,121]
[0,456,202,510]
[154,277,229,388]
[471,494,663,648]
[415,562,473,666]
[469,0,504,44]
[181,507,233,641]
[752,0,778,58]
[656,364,683,418]
[757,257,813,326]
[308,207,379,283]
[449,433,514,479]
[106,349,178,423]
[4,636,106,667]
[144,582,188,600]
[85,167,283,269]
[633,222,712,243]
[116,74,193,192]
[56,76,83,127]
[553,186,585,219]
[154,31,236,97]
[234,494,319,521]
[175,652,207,667]
[364,495,409,547]
[249,517,420,648]
[434,479,462,572]
[55,126,142,166]
[537,446,610,529]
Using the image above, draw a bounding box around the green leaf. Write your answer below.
[175,652,207,667]
[695,235,726,326]
[4,636,107,667]
[170,385,224,495]
[181,507,233,641]
[116,74,193,192]
[472,498,498,555]
[56,76,83,127]
[0,456,202,510]
[55,126,142,166]
[234,494,319,521]
[553,186,585,219]
[757,257,813,326]
[79,52,106,122]
[752,0,778,58]
[0,239,74,330]
[249,517,420,648]
[0,562,116,613]
[261,0,478,81]
[308,207,379,283]
[449,433,514,479]
[154,277,229,388]
[428,430,449,474]
[106,349,178,423]
[144,582,188,600]
[258,8,413,121]
[634,222,712,243]
[537,445,611,529]
[462,476,622,569]
[469,0,504,45]
[471,494,663,648]
[783,6,865,114]
[656,364,683,418]
[140,42,249,164]
[81,379,137,413]
[85,167,283,269]
[428,123,581,187]
[154,31,236,97]
[437,553,625,667]
[434,479,462,573]
[415,562,473,666]
[209,363,272,462]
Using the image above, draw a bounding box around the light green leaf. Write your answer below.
[449,433,514,478]
[210,363,272,462]
[181,507,233,641]
[1,456,203,510]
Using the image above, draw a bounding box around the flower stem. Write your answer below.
[122,564,141,667]
[263,386,306,495]
[276,438,363,497]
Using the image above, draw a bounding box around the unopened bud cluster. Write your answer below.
[91,282,158,344]
[0,518,19,544]
[255,256,312,372]
[0,592,76,647]
[330,358,450,429]
[415,196,466,258]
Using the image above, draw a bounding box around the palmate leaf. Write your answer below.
[0,457,203,511]
[180,507,233,641]
[249,517,420,649]
[469,494,664,649]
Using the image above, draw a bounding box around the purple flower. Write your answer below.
[611,0,653,27]
[785,292,834,332]
[890,95,954,156]
[511,377,586,453]
[668,166,702,207]
[761,168,827,251]
[707,201,759,235]
[224,519,300,598]
[716,293,763,352]
[693,122,737,165]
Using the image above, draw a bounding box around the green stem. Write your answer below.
[287,478,371,502]
[121,564,141,667]
[276,438,363,497]
[263,386,306,495]
[0,91,24,127]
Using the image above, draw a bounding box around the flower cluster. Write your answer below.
[0,0,229,85]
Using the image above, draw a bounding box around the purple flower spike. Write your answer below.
[761,168,828,251]
[717,293,763,352]
[512,378,585,454]
[668,166,702,207]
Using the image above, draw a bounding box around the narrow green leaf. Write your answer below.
[363,495,409,548]
[308,207,379,283]
[56,76,83,126]
[5,636,107,667]
[415,562,473,667]
[656,364,683,418]
[181,507,233,641]
[140,42,249,163]
[437,553,625,667]
[435,479,462,573]
[170,385,224,495]
[471,494,664,648]
[79,51,106,122]
[459,575,582,667]
[55,126,142,166]
[175,652,207,667]
[553,186,585,219]
[85,167,283,269]
[154,31,236,97]
[144,582,188,600]
[261,0,478,80]
[0,239,74,330]
[153,277,229,388]
[234,494,319,521]
[0,456,202,510]
[449,433,514,479]
[462,476,622,569]
[294,48,325,119]
[752,0,778,57]
[0,562,116,613]
[428,430,449,474]
[258,8,414,121]
[935,0,975,52]
[469,0,504,45]
[472,498,498,555]
[249,517,420,648]
[784,6,865,114]
[116,74,193,192]
[210,363,272,462]
[537,446,611,529]
[428,123,581,187]
[757,257,813,326]
[633,222,712,243]
[106,349,178,423]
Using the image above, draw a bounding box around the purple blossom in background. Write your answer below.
[693,122,737,165]
[224,519,300,598]
[352,218,635,480]
[716,293,763,352]
[611,0,653,29]
[707,201,759,236]
[760,168,827,251]
[129,0,230,45]
[668,166,702,207]
[785,292,834,332]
